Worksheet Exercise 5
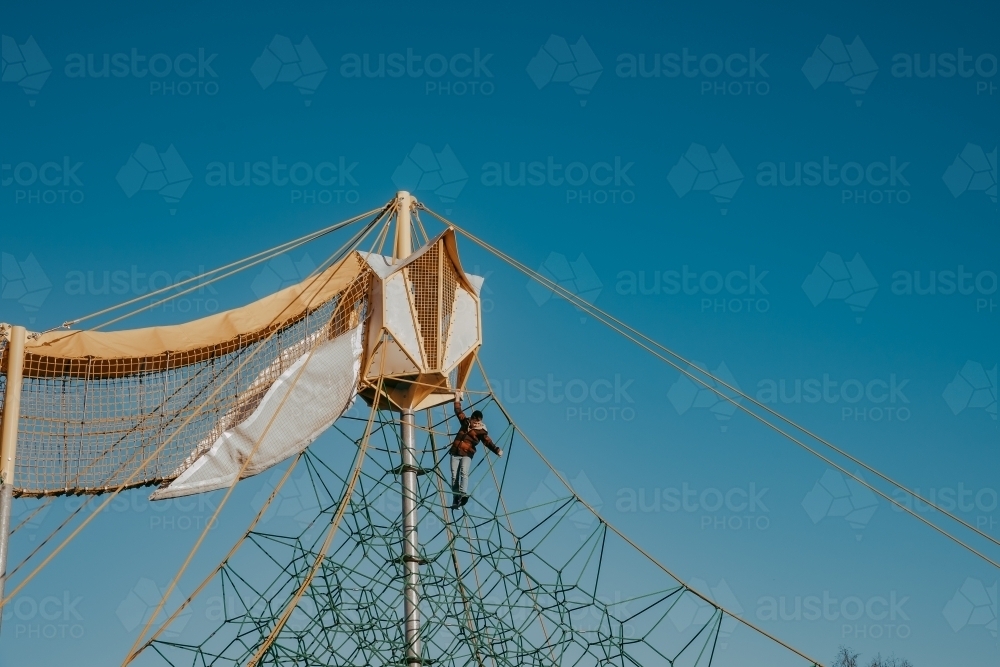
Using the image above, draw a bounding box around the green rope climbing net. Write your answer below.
[137,387,814,667]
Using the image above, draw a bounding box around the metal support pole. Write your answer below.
[394,191,413,264]
[0,325,27,631]
[400,408,422,663]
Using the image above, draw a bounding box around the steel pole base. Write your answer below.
[0,483,13,634]
[399,409,423,664]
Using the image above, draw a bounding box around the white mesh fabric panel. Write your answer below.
[150,324,364,500]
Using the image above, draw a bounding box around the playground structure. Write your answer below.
[1,193,997,666]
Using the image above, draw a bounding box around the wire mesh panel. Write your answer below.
[439,253,458,357]
[1,266,372,497]
[406,243,441,369]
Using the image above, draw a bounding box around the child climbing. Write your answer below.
[449,391,503,510]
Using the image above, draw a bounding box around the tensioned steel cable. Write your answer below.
[475,358,825,667]
[7,208,388,582]
[91,207,387,331]
[26,207,383,336]
[124,213,396,661]
[122,265,371,663]
[2,206,390,606]
[421,205,1000,570]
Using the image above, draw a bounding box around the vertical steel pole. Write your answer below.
[394,191,412,264]
[400,408,422,663]
[394,191,421,661]
[0,325,27,631]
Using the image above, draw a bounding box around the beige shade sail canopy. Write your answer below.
[6,253,365,379]
[0,222,485,498]
[0,252,372,497]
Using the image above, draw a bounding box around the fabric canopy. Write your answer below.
[10,253,364,379]
[151,323,364,500]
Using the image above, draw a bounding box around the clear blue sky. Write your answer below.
[1,1,997,665]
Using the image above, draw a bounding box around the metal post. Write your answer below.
[400,408,422,663]
[0,325,27,630]
[394,191,412,264]
[394,192,422,662]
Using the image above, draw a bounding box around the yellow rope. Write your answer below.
[123,295,346,662]
[247,329,387,667]
[1,213,386,607]
[246,334,389,666]
[125,451,306,659]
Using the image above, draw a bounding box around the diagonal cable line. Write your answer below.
[421,206,1000,570]
[1,208,389,606]
[476,357,826,666]
[40,207,383,335]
